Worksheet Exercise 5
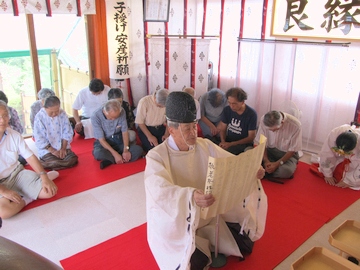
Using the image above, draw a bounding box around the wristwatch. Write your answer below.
[125,146,130,150]
[279,160,284,165]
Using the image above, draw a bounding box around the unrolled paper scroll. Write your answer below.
[201,135,267,219]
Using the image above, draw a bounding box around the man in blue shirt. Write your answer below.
[215,87,257,155]
[91,100,143,169]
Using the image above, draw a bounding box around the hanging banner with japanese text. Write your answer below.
[271,0,360,41]
[105,0,130,79]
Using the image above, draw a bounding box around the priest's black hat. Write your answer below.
[166,91,197,123]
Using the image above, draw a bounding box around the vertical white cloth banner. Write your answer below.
[193,39,210,99]
[127,0,148,105]
[149,38,210,95]
[168,39,191,92]
[105,0,130,79]
[0,0,95,14]
[149,39,166,93]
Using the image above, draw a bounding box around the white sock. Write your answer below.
[47,171,59,180]
[22,196,34,206]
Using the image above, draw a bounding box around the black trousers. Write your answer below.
[190,248,209,270]
[137,125,166,152]
[92,134,142,163]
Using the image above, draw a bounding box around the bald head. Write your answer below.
[183,87,195,98]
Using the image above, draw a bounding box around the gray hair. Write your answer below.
[38,88,55,100]
[44,96,61,108]
[155,89,169,107]
[0,100,10,118]
[167,119,180,129]
[103,99,121,113]
[208,88,226,108]
[263,110,282,127]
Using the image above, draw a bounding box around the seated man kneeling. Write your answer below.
[0,101,58,219]
[107,88,137,144]
[255,110,302,180]
[91,100,143,169]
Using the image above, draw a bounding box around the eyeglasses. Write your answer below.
[0,114,9,120]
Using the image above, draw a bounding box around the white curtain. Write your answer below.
[148,38,210,98]
[132,0,360,154]
[148,39,166,93]
[236,40,360,153]
[192,39,211,98]
[0,0,96,15]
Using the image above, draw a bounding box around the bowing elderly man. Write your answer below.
[91,99,143,170]
[144,91,268,270]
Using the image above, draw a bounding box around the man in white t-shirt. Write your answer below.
[72,78,110,137]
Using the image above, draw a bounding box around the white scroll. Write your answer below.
[201,135,267,220]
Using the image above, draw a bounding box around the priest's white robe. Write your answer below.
[145,137,267,270]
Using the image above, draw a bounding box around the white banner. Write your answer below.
[193,39,210,99]
[126,0,148,104]
[0,0,95,15]
[106,0,130,79]
[168,39,192,92]
[148,39,166,92]
[149,38,210,97]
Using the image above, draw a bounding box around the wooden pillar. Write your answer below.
[51,49,60,97]
[85,0,110,86]
[26,14,41,96]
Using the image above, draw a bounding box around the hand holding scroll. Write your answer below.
[194,189,215,208]
[257,166,265,179]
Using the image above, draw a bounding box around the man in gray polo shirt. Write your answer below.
[91,100,143,169]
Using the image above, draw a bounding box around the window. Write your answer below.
[0,14,88,135]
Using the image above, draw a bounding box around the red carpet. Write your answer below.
[60,161,360,270]
[60,224,155,270]
[23,135,146,211]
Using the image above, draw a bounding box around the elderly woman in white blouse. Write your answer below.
[33,96,78,170]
